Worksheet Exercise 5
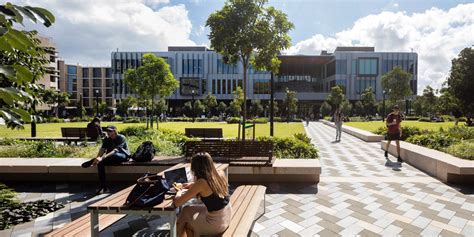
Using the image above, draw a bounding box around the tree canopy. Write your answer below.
[381,66,412,102]
[326,86,345,109]
[206,0,293,138]
[446,47,474,116]
[0,2,55,129]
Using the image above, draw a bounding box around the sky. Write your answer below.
[10,0,474,94]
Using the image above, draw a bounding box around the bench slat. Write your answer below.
[46,213,125,237]
[224,186,258,236]
[231,186,266,236]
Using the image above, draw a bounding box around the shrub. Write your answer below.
[444,141,474,160]
[418,117,431,122]
[226,117,240,124]
[405,116,420,121]
[0,138,16,146]
[47,117,65,123]
[441,115,455,122]
[123,118,140,123]
[406,133,458,150]
[168,117,193,122]
[294,133,311,143]
[257,136,318,159]
[120,126,155,137]
[226,117,269,124]
[0,141,84,158]
[444,126,474,140]
[458,117,467,122]
[373,126,423,141]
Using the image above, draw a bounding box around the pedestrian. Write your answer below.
[86,117,103,140]
[334,108,344,141]
[384,105,403,163]
[81,125,130,194]
[306,114,310,126]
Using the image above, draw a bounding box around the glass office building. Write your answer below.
[111,46,417,114]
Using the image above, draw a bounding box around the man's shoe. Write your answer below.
[81,159,94,168]
[384,151,388,158]
[95,187,109,195]
[397,157,403,163]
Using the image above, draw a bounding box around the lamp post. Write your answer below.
[382,90,386,122]
[191,89,195,122]
[95,89,99,117]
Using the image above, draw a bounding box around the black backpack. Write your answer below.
[132,141,156,162]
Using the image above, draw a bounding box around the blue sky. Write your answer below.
[12,0,474,93]
[176,0,471,46]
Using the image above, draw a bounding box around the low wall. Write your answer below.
[381,141,474,184]
[321,120,384,142]
[0,158,321,184]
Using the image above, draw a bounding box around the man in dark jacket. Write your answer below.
[384,105,403,163]
[82,125,130,194]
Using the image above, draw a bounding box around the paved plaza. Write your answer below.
[0,122,473,237]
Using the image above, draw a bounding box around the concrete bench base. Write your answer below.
[0,158,320,183]
[321,120,384,142]
[381,140,474,184]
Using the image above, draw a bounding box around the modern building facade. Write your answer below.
[111,46,417,114]
[58,61,115,111]
[36,36,60,111]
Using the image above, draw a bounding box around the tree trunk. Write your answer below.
[150,98,154,129]
[242,64,247,141]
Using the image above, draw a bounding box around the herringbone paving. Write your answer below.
[249,122,473,236]
[1,122,472,236]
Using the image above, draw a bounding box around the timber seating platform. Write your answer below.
[45,184,265,237]
[185,140,274,166]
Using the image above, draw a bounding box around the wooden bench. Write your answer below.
[185,128,223,140]
[222,185,266,237]
[45,213,126,237]
[61,127,89,139]
[185,140,274,166]
[46,184,265,237]
[16,137,84,144]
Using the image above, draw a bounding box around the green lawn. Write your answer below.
[345,121,457,133]
[0,121,304,139]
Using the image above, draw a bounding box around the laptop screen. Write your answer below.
[164,167,189,186]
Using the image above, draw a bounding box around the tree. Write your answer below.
[93,102,107,116]
[153,98,168,117]
[0,2,55,129]
[124,53,178,129]
[360,87,376,116]
[437,87,461,119]
[411,96,424,116]
[327,86,345,109]
[207,0,294,139]
[193,100,205,119]
[283,88,298,122]
[320,101,332,117]
[203,93,218,117]
[420,86,438,116]
[381,66,412,103]
[41,88,70,117]
[354,101,364,116]
[116,96,137,117]
[229,86,244,116]
[272,100,279,117]
[217,102,227,116]
[250,99,263,118]
[183,101,193,117]
[446,47,474,116]
[340,99,352,116]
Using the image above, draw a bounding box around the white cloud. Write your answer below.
[286,4,474,94]
[12,0,195,66]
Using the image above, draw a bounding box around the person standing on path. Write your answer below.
[385,105,403,163]
[334,108,344,141]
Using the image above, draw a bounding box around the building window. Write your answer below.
[212,80,216,94]
[227,79,232,94]
[232,80,237,92]
[93,68,102,78]
[356,77,376,94]
[217,59,238,74]
[106,89,112,97]
[82,88,89,96]
[82,78,89,87]
[93,79,101,87]
[222,80,227,94]
[67,65,77,75]
[82,98,89,107]
[238,79,243,89]
[217,80,221,94]
[50,75,56,82]
[336,60,347,74]
[327,61,336,77]
[105,68,112,78]
[358,58,378,75]
[82,68,89,77]
[253,79,270,94]
[180,77,200,95]
[202,79,207,94]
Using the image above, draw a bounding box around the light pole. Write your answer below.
[191,89,195,122]
[270,72,274,136]
[382,90,386,122]
[95,89,99,117]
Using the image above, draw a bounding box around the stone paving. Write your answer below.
[0,121,473,237]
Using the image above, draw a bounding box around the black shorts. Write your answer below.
[387,133,401,140]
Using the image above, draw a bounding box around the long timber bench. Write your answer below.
[45,185,265,237]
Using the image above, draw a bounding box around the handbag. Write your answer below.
[124,173,170,208]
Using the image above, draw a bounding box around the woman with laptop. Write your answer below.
[173,152,232,237]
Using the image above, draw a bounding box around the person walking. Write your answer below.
[384,105,403,163]
[334,108,344,141]
[81,125,130,194]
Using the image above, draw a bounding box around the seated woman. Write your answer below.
[173,152,232,237]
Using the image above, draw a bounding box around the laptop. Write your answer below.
[163,167,192,187]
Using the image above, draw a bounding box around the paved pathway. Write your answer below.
[1,122,473,236]
[250,122,473,236]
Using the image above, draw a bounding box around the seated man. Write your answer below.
[82,125,130,194]
[86,117,104,140]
